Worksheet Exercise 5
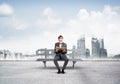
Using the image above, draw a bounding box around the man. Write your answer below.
[54,35,69,74]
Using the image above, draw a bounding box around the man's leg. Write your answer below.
[54,56,61,73]
[62,55,69,73]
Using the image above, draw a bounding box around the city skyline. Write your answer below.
[0,0,120,55]
[0,36,107,59]
[0,36,109,58]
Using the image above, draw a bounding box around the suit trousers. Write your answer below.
[54,54,69,70]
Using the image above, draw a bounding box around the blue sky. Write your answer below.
[0,0,120,55]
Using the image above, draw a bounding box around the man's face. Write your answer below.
[58,37,63,42]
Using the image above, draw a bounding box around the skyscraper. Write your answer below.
[86,48,90,58]
[99,39,107,58]
[99,39,104,49]
[72,45,77,58]
[92,38,107,58]
[91,37,100,58]
[77,36,86,58]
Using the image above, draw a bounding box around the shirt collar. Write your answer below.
[59,42,63,44]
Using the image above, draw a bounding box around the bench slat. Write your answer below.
[36,58,82,61]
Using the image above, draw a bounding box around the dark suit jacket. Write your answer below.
[54,42,67,56]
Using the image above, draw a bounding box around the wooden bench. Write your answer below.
[36,48,82,68]
[36,58,82,68]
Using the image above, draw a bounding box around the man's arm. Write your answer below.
[54,43,59,54]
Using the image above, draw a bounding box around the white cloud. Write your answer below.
[43,7,53,17]
[0,3,28,30]
[0,16,29,30]
[0,3,14,16]
[103,5,117,17]
[59,5,120,55]
[36,7,62,29]
[77,9,89,20]
[36,17,61,27]
[11,17,29,30]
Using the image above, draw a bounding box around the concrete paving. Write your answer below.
[0,61,120,84]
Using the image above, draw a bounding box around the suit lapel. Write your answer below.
[57,42,64,47]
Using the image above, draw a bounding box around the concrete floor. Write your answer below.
[0,61,120,84]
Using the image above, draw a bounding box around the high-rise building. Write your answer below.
[92,38,107,58]
[91,37,100,58]
[72,45,77,58]
[77,36,86,58]
[99,39,107,58]
[86,48,90,58]
[99,39,104,49]
[76,36,107,58]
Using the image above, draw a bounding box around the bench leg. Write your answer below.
[43,61,46,68]
[72,61,76,69]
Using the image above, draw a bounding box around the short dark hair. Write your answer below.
[58,35,63,39]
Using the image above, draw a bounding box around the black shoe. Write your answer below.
[61,69,65,74]
[57,69,61,74]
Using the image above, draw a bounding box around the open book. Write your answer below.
[56,46,65,51]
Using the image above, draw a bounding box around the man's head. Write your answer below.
[58,35,63,43]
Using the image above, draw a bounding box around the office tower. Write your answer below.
[72,45,76,58]
[77,36,86,58]
[99,39,107,58]
[91,37,100,58]
[86,48,90,58]
[99,39,104,49]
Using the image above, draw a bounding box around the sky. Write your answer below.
[0,0,120,55]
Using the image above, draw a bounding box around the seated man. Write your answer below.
[54,35,69,74]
